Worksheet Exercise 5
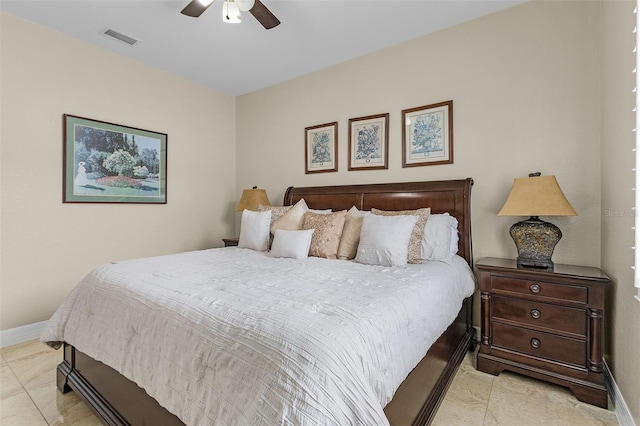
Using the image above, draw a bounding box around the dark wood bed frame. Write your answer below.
[56,178,475,426]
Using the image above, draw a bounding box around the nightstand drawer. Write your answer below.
[491,276,587,304]
[492,296,586,337]
[492,323,586,368]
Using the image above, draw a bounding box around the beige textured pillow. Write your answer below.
[337,206,365,260]
[270,199,309,233]
[371,207,431,263]
[258,204,292,228]
[302,210,347,259]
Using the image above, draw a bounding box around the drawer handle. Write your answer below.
[529,284,541,294]
[530,309,541,319]
[531,338,541,349]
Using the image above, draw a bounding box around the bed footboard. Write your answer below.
[57,344,183,425]
[385,295,475,425]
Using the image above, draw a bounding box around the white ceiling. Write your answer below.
[1,0,524,96]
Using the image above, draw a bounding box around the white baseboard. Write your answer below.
[603,360,636,426]
[0,321,47,348]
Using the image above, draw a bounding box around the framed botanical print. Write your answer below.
[305,122,338,174]
[402,100,453,167]
[348,113,389,171]
[63,114,167,203]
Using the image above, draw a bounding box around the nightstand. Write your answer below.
[222,237,239,247]
[476,257,610,408]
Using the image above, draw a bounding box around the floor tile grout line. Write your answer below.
[481,373,496,425]
[3,354,50,425]
[469,346,495,426]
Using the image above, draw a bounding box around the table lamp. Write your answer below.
[235,186,270,211]
[498,172,577,269]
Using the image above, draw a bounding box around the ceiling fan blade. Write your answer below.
[249,0,280,29]
[180,0,216,18]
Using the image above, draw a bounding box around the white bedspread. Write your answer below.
[42,247,475,426]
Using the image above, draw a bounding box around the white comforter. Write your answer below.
[42,247,475,426]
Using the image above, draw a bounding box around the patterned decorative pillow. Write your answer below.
[302,210,347,259]
[258,204,293,228]
[337,206,365,260]
[371,207,431,264]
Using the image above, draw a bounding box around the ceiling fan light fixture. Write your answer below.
[222,0,242,23]
[237,0,255,12]
[181,0,278,29]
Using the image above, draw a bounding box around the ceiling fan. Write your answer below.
[181,0,280,30]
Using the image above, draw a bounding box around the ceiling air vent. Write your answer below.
[102,27,140,46]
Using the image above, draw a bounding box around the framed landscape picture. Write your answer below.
[348,113,389,171]
[63,114,167,203]
[305,121,338,174]
[402,100,453,167]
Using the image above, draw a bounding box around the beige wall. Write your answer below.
[601,1,640,423]
[0,13,237,330]
[237,1,602,267]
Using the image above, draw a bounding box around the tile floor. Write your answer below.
[0,339,619,425]
[431,351,619,426]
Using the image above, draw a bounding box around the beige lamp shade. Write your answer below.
[498,175,577,217]
[235,187,270,211]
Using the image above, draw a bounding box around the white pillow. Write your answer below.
[238,209,271,251]
[449,216,459,255]
[270,229,314,259]
[355,213,418,267]
[422,213,457,262]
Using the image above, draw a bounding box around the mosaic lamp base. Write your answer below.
[509,216,562,269]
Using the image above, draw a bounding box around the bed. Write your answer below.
[43,178,475,426]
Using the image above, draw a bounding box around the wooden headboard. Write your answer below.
[283,178,474,266]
